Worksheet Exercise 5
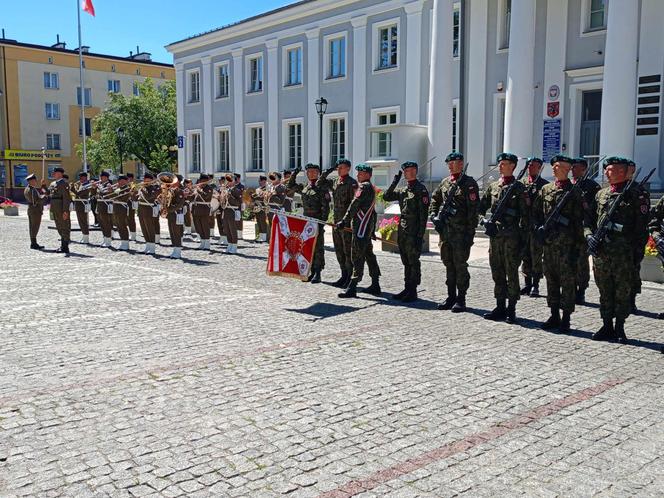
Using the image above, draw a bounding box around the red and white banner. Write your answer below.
[82,0,95,16]
[267,212,319,281]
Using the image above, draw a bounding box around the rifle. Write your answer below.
[587,167,655,257]
[431,162,469,232]
[657,219,664,264]
[480,162,529,237]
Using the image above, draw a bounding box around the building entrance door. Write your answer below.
[579,90,602,158]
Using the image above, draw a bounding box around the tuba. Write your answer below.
[156,172,179,218]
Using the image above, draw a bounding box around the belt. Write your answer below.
[192,201,211,206]
[139,202,156,207]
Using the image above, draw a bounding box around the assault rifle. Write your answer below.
[431,162,469,232]
[656,221,664,264]
[481,162,529,237]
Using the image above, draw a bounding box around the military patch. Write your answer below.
[469,192,477,201]
[355,189,362,198]
[422,195,429,205]
[641,203,649,214]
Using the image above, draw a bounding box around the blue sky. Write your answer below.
[2,0,296,64]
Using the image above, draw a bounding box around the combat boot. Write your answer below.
[437,285,457,310]
[505,299,518,324]
[363,277,382,297]
[309,271,321,284]
[560,311,571,333]
[520,276,532,296]
[541,309,560,330]
[392,286,409,300]
[615,318,628,344]
[338,279,357,298]
[451,292,466,313]
[630,293,638,314]
[400,284,418,303]
[56,241,70,254]
[333,269,349,288]
[658,312,664,320]
[30,238,43,250]
[529,277,541,298]
[575,288,586,305]
[483,299,507,321]
[592,318,615,341]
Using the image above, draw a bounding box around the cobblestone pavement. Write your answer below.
[1,213,663,498]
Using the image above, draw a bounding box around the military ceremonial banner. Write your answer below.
[267,212,319,281]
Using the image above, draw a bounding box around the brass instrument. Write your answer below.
[156,172,180,218]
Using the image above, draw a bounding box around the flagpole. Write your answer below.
[77,0,88,173]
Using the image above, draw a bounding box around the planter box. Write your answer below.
[380,230,430,253]
[640,255,664,284]
[2,206,19,216]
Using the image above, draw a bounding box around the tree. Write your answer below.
[76,78,177,174]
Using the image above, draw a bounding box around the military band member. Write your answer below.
[317,159,357,288]
[234,173,245,240]
[24,174,48,249]
[571,157,601,304]
[137,173,161,254]
[182,178,194,239]
[126,172,138,241]
[626,159,650,312]
[96,171,115,247]
[223,174,243,254]
[649,196,664,319]
[282,170,296,213]
[112,175,132,251]
[533,155,584,333]
[267,172,287,233]
[287,163,331,283]
[429,152,480,312]
[71,172,92,244]
[215,176,227,245]
[520,157,548,297]
[47,166,72,253]
[191,174,215,250]
[585,156,650,343]
[479,153,530,323]
[252,175,269,242]
[337,164,381,298]
[166,175,186,259]
[383,161,429,302]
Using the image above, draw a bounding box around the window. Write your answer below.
[46,133,61,150]
[453,9,460,58]
[216,63,229,98]
[188,70,200,103]
[452,106,458,151]
[493,94,507,157]
[377,23,399,70]
[43,72,59,89]
[370,108,399,159]
[588,0,607,31]
[328,36,346,79]
[498,0,511,50]
[286,122,303,169]
[107,79,121,93]
[248,55,263,93]
[45,103,60,120]
[133,82,140,96]
[78,117,92,137]
[76,87,92,106]
[285,46,302,86]
[248,125,264,171]
[189,131,201,172]
[329,117,346,166]
[216,128,230,172]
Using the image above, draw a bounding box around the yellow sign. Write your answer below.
[3,149,62,161]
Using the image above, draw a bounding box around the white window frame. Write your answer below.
[282,118,304,169]
[246,53,264,95]
[46,133,61,150]
[78,117,92,137]
[370,106,400,160]
[43,71,59,89]
[492,93,507,158]
[282,43,304,88]
[187,129,202,173]
[580,0,608,37]
[45,103,60,120]
[496,0,511,53]
[323,32,348,81]
[246,122,265,171]
[214,61,231,100]
[187,69,201,105]
[323,112,349,169]
[452,98,459,151]
[107,79,121,93]
[567,78,604,158]
[76,87,92,107]
[453,3,461,60]
[372,18,401,73]
[214,126,232,172]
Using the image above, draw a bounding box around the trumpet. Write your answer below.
[156,171,180,218]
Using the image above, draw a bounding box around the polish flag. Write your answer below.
[82,0,95,16]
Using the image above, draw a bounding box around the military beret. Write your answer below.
[602,156,631,169]
[497,152,518,164]
[283,169,292,175]
[234,173,241,179]
[627,159,636,168]
[355,163,373,173]
[259,175,267,181]
[526,157,544,166]
[26,174,37,181]
[78,171,88,177]
[336,158,351,167]
[401,161,418,170]
[100,171,110,178]
[126,172,135,178]
[269,171,282,179]
[118,175,128,181]
[176,174,184,182]
[305,163,320,171]
[445,152,464,163]
[53,166,65,173]
[144,173,155,179]
[197,173,207,181]
[573,157,588,167]
[549,154,573,165]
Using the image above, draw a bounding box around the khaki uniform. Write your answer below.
[520,175,549,280]
[70,181,92,235]
[127,182,138,234]
[112,186,132,241]
[191,184,214,240]
[252,186,269,239]
[267,183,287,233]
[167,187,186,248]
[235,182,245,237]
[574,177,601,294]
[137,183,161,243]
[48,178,71,243]
[24,185,47,242]
[223,184,243,244]
[96,181,115,238]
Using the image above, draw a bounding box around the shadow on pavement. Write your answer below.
[285,302,364,321]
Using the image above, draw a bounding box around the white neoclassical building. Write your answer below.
[166,0,663,189]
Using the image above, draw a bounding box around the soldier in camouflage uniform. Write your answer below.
[479,153,530,323]
[520,157,548,297]
[571,157,601,304]
[533,155,584,333]
[649,196,664,319]
[626,160,650,312]
[429,152,480,312]
[584,156,650,343]
[47,166,72,254]
[317,159,358,288]
[337,164,381,298]
[383,161,430,302]
[287,163,331,283]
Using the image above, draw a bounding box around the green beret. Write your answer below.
[336,158,351,167]
[627,159,636,168]
[526,157,543,166]
[573,157,588,167]
[496,152,518,164]
[305,163,320,171]
[549,154,573,166]
[445,152,464,163]
[53,166,65,174]
[401,161,418,170]
[355,163,373,174]
[100,170,110,178]
[602,156,631,169]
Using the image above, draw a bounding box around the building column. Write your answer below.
[466,0,488,178]
[266,39,279,170]
[175,63,186,175]
[503,0,536,161]
[201,56,213,174]
[405,1,424,125]
[351,16,367,164]
[232,48,244,174]
[306,28,320,165]
[427,0,454,177]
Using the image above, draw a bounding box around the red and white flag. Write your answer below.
[82,0,95,16]
[267,212,319,281]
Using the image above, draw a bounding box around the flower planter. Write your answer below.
[640,255,664,284]
[380,230,430,253]
[2,206,19,216]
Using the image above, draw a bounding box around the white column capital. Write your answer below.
[405,2,423,124]
[231,48,243,59]
[265,38,279,51]
[175,62,184,73]
[351,15,368,28]
[404,0,425,15]
[305,28,320,40]
[201,56,212,66]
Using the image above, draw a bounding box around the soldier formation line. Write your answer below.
[22,153,664,343]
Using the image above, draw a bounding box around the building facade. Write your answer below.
[0,37,174,197]
[167,0,663,189]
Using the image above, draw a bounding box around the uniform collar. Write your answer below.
[610,181,628,193]
[450,173,461,182]
[555,178,571,188]
[407,179,417,187]
[499,176,515,186]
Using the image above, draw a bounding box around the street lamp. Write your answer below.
[314,97,328,168]
[116,127,125,174]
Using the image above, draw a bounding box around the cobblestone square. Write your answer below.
[1,214,663,497]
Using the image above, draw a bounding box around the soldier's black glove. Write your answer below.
[393,170,402,184]
[655,235,664,255]
[534,225,547,245]
[586,235,600,256]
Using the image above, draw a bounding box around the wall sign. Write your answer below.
[547,101,560,118]
[542,119,561,163]
[548,85,560,100]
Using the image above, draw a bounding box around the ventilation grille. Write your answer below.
[636,74,661,136]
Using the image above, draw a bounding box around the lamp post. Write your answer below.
[314,97,328,168]
[116,127,125,174]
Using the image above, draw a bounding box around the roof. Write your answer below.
[0,38,174,68]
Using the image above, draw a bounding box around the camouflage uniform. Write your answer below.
[573,176,601,298]
[628,181,651,306]
[520,174,549,293]
[649,197,664,319]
